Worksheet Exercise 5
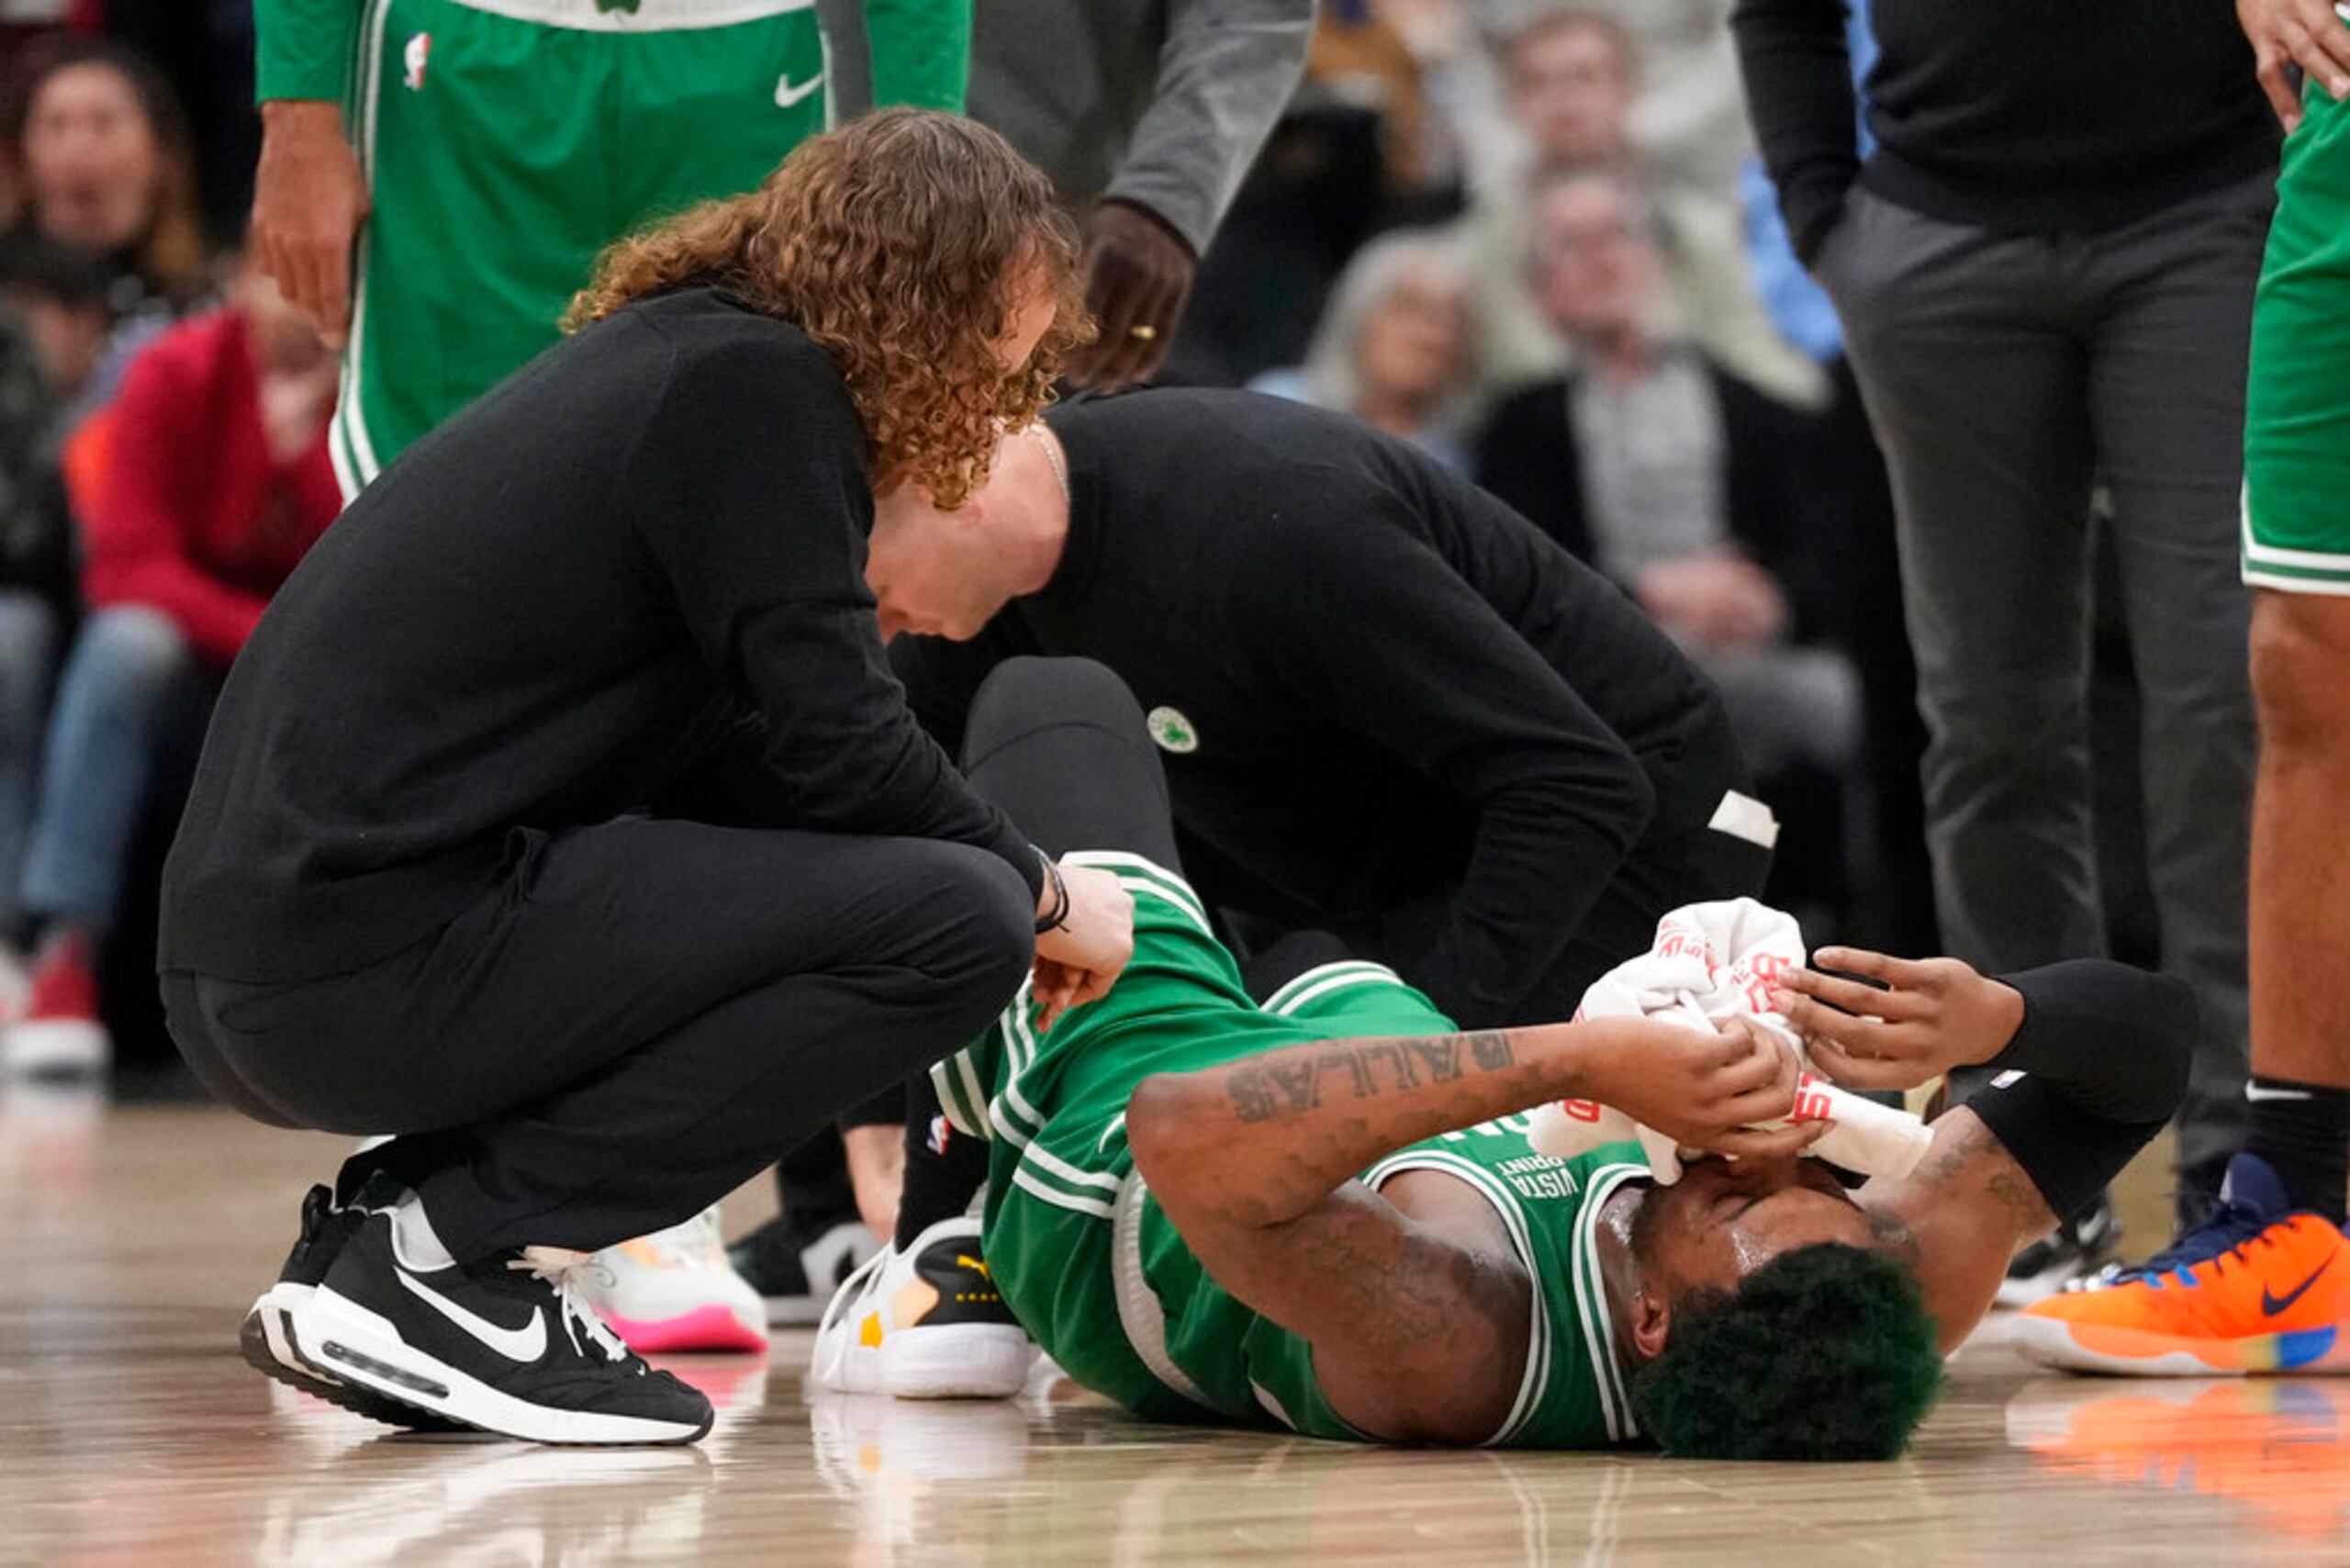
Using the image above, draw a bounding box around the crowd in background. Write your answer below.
[0,0,2171,1099]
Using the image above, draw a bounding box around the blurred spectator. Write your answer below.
[1476,168,1858,917]
[1455,1,1757,196]
[2,258,334,1078]
[0,235,103,1003]
[90,0,261,242]
[1249,230,1482,470]
[1577,0,1751,197]
[1453,6,1818,405]
[970,0,1315,386]
[1360,0,1479,201]
[1302,0,1449,214]
[6,39,206,317]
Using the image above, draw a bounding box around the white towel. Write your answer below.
[1524,898,1933,1183]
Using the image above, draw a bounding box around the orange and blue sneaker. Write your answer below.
[2015,1154,2349,1376]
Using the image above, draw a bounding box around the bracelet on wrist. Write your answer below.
[1034,851,1071,935]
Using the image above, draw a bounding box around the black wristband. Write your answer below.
[1982,960,2196,1126]
[1034,850,1070,935]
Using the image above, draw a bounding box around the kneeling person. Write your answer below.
[820,658,2197,1458]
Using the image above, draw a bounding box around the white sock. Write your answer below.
[389,1192,456,1272]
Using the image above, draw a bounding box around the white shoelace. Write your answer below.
[510,1246,635,1364]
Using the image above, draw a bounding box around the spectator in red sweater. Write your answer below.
[3,259,336,1078]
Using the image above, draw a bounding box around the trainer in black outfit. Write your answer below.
[878,387,1773,1031]
[156,113,1130,1446]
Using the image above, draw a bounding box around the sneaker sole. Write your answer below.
[808,1338,883,1396]
[239,1282,467,1433]
[1995,1271,2074,1310]
[882,1324,1036,1401]
[295,1284,713,1446]
[600,1303,768,1356]
[2010,1312,2345,1376]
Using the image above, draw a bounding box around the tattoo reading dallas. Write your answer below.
[1225,1031,1516,1123]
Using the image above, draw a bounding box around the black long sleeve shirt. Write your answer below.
[1733,0,2277,265]
[162,287,1040,982]
[892,389,1742,1027]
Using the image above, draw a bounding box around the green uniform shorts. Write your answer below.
[2244,41,2350,596]
[334,0,828,496]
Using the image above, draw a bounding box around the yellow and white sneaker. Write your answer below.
[810,1217,1035,1399]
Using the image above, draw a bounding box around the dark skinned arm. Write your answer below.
[1860,1106,2054,1354]
[1784,949,2188,1351]
[1126,1015,1811,1442]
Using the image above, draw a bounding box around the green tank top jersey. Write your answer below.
[931,852,1651,1450]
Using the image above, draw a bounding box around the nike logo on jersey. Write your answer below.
[2245,1083,2316,1103]
[396,1269,549,1360]
[2263,1254,2334,1317]
[775,70,823,110]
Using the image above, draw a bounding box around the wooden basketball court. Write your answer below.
[5,1095,2344,1565]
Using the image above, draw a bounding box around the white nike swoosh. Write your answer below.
[397,1269,548,1361]
[2245,1084,2316,1102]
[775,71,823,110]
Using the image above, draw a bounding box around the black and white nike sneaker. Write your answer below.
[291,1199,713,1445]
[240,1182,464,1432]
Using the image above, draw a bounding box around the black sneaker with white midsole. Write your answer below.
[1996,1193,2121,1308]
[728,1214,878,1327]
[292,1207,712,1445]
[239,1183,464,1433]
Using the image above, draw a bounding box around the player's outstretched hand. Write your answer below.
[252,100,370,350]
[1032,861,1135,1028]
[2238,0,2350,129]
[1773,947,2024,1092]
[1582,1015,1821,1159]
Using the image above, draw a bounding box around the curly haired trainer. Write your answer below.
[157,108,1134,1447]
[567,107,1090,506]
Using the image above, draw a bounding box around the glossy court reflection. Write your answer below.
[6,1103,2349,1567]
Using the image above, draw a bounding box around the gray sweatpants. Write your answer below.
[1818,171,2274,1184]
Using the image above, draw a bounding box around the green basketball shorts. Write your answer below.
[2244,40,2350,596]
[333,0,829,497]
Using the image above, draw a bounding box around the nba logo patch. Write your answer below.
[926,1114,952,1157]
[403,32,431,91]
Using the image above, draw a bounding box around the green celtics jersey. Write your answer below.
[933,851,1651,1450]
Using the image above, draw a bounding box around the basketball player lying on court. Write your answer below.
[814,657,2196,1461]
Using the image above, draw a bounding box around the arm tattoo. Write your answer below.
[1914,1115,2056,1237]
[1985,1168,2052,1232]
[1223,1030,1516,1124]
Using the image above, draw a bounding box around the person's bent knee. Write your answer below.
[74,606,196,700]
[2249,589,2350,754]
[968,656,1140,746]
[920,844,1037,1002]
